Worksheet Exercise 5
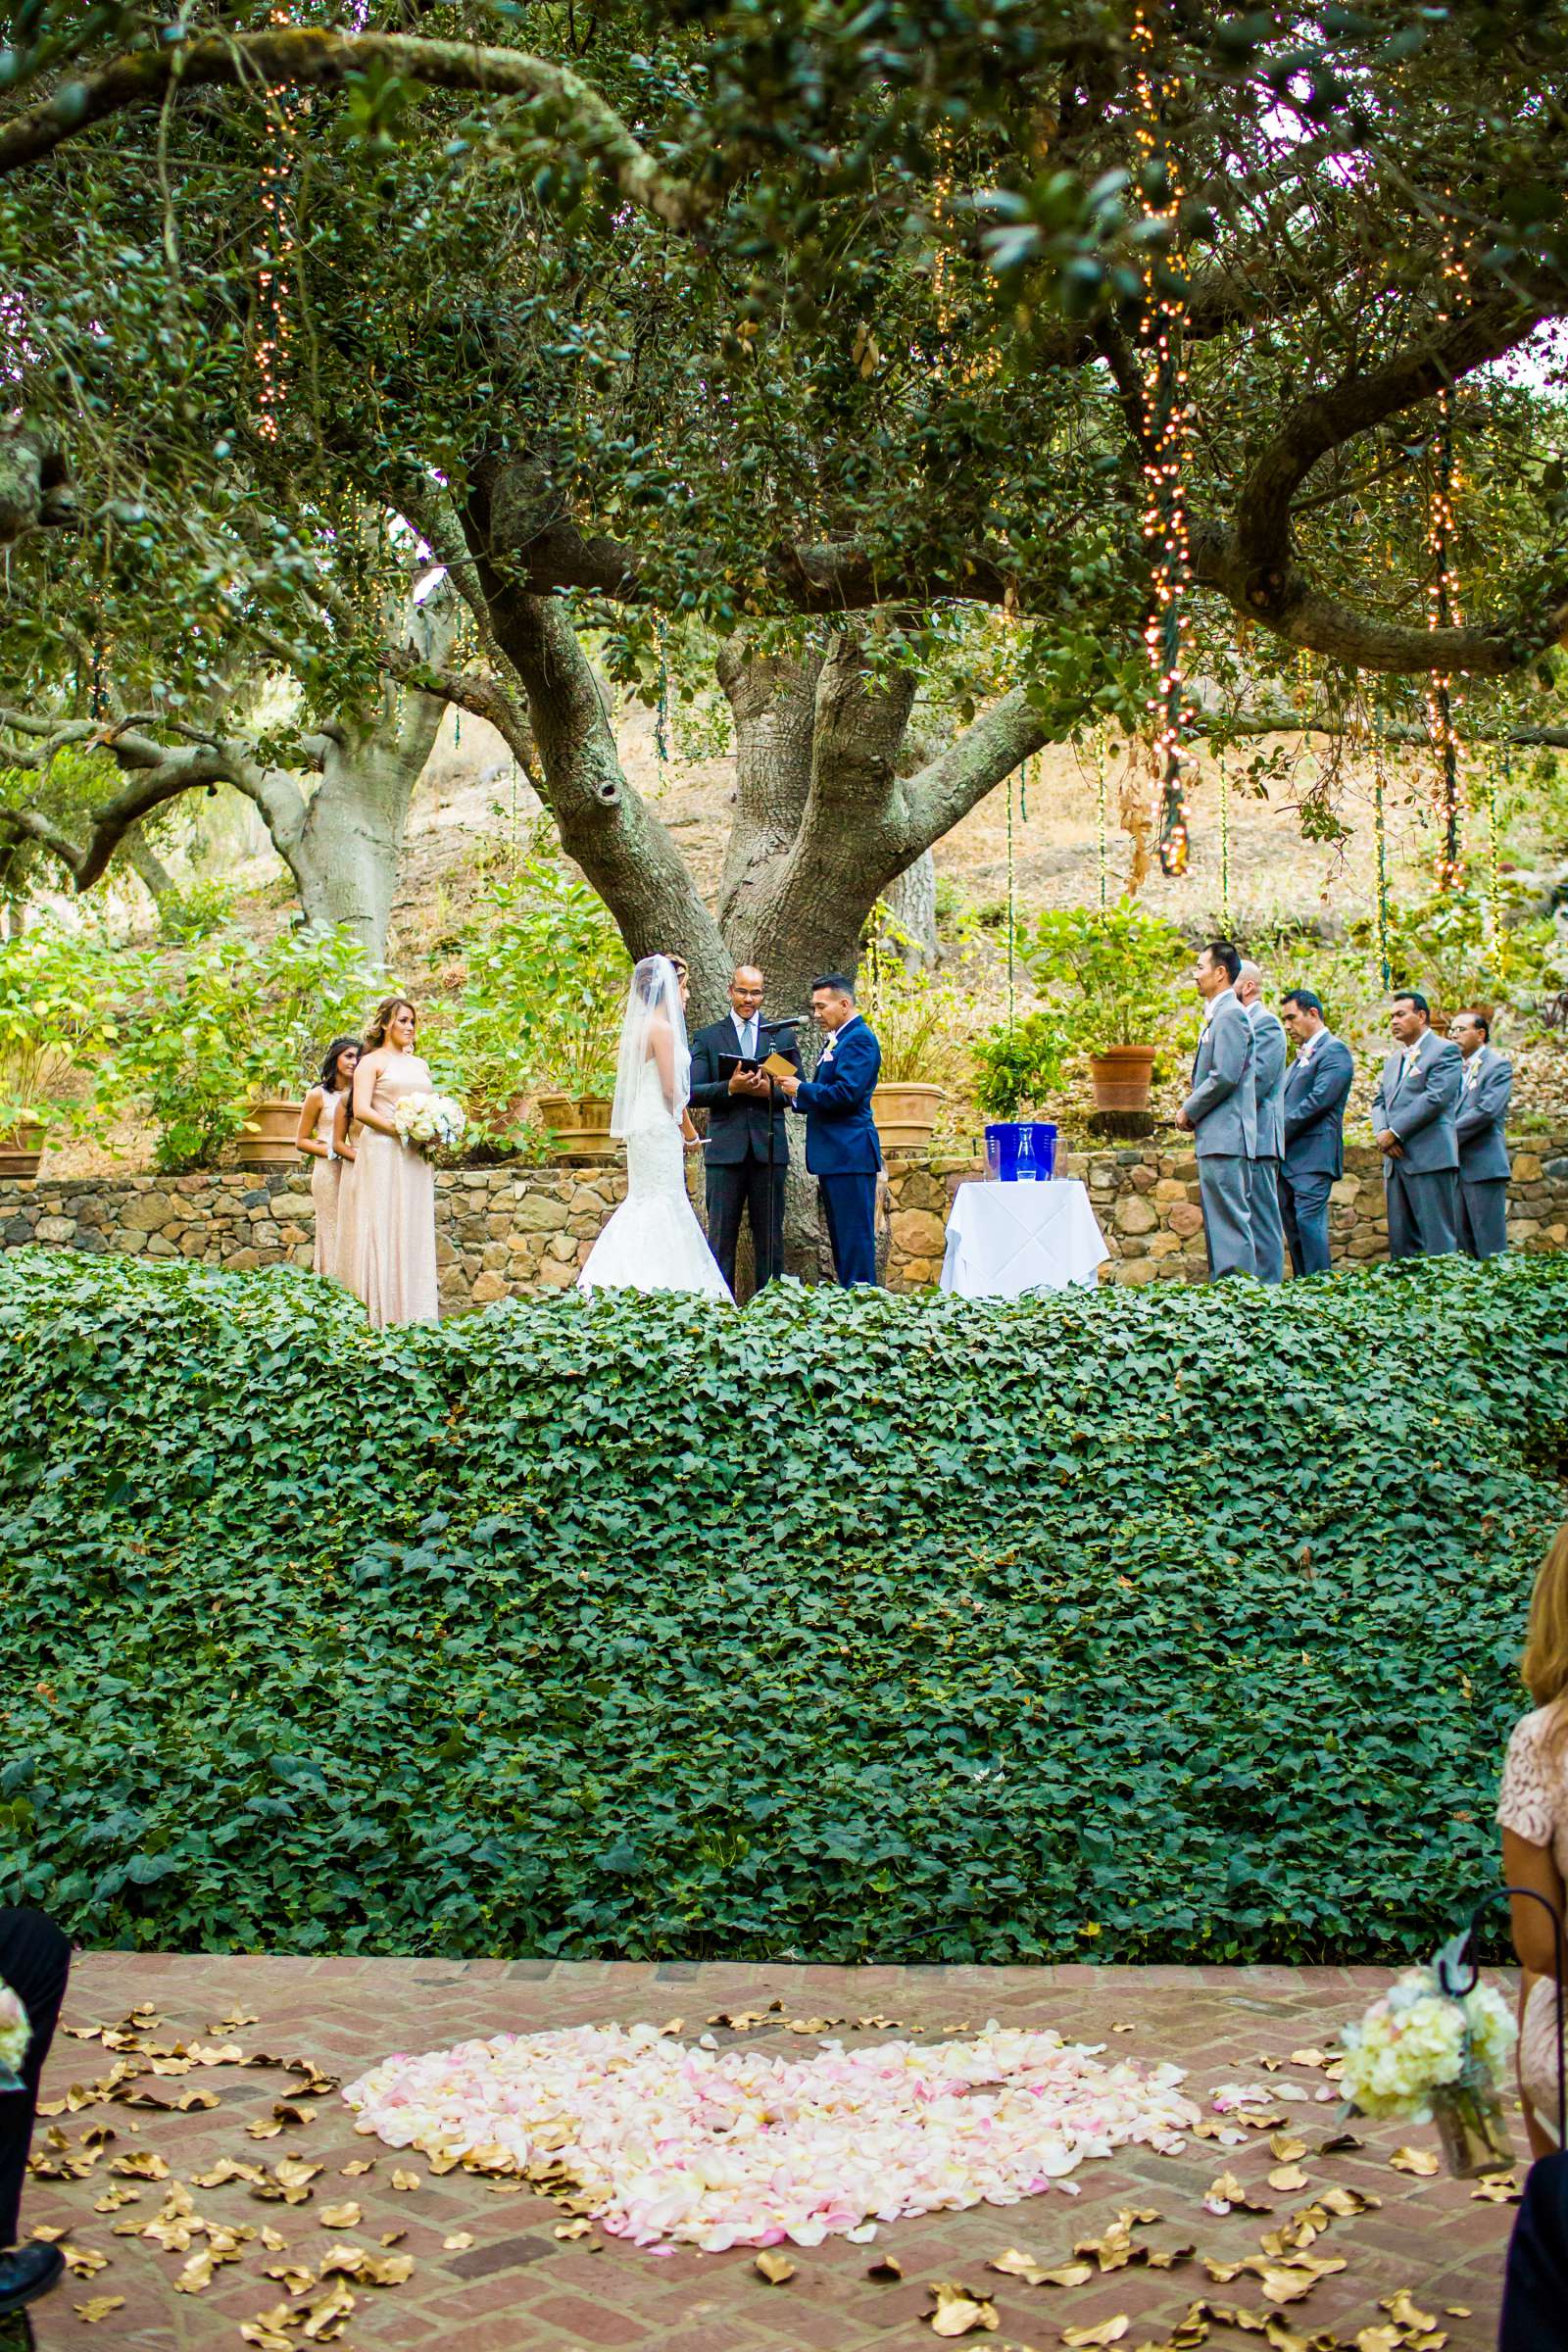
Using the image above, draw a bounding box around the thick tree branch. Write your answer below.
[1189,703,1568,751]
[1232,291,1554,589]
[892,687,1057,859]
[0,29,707,228]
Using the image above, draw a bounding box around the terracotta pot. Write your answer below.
[1088,1046,1156,1112]
[535,1093,618,1161]
[0,1115,46,1181]
[235,1099,305,1169]
[871,1082,943,1153]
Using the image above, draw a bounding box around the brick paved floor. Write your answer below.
[16,1956,1523,2352]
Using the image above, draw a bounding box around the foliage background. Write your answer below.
[2,1250,1564,1965]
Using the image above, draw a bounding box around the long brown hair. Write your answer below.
[364,996,416,1053]
[1521,1519,1568,1753]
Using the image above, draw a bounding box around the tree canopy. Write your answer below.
[3,1,1566,996]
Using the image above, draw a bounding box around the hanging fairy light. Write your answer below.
[1488,746,1509,982]
[1005,764,1017,1038]
[1373,713,1393,991]
[1427,225,1468,891]
[1218,740,1231,932]
[655,619,670,766]
[255,8,302,440]
[1133,2,1196,879]
[1095,723,1109,909]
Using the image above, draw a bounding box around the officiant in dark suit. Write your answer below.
[688,964,801,1293]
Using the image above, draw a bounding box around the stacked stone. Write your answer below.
[2,1143,1565,1306]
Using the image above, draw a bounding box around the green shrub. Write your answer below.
[1023,904,1189,1056]
[98,925,376,1170]
[1,1251,1564,1964]
[972,1008,1068,1117]
[439,860,631,1125]
[0,923,121,1134]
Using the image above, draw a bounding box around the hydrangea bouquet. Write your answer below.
[391,1093,467,1157]
[1340,1935,1516,2177]
[0,1978,30,2091]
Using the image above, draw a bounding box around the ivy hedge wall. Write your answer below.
[3,1249,1566,1965]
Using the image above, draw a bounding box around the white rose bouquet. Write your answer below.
[1340,1943,1516,2178]
[391,1093,467,1157]
[0,1977,30,2090]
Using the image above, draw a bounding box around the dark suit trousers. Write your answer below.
[1500,2152,1568,2352]
[1281,1168,1334,1277]
[1457,1176,1508,1260]
[705,1153,787,1291]
[1385,1160,1459,1258]
[0,1908,71,2245]
[819,1173,878,1287]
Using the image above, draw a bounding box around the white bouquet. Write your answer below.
[1340,1964,1515,2122]
[0,1977,29,2089]
[392,1093,467,1157]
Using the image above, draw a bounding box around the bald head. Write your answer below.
[729,965,765,1020]
[1235,959,1264,1007]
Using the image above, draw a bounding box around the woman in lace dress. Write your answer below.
[578,956,731,1301]
[344,997,440,1329]
[1496,1517,1568,2155]
[294,1037,359,1281]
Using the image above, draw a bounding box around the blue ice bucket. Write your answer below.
[985,1122,1025,1180]
[1030,1122,1058,1178]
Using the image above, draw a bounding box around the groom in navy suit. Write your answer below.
[777,974,882,1286]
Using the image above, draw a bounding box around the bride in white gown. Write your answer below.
[577,955,733,1301]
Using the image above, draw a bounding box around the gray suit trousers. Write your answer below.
[1249,1155,1285,1285]
[1199,1155,1256,1279]
[1457,1178,1508,1260]
[1385,1160,1459,1259]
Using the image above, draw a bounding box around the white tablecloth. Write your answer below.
[939,1178,1109,1298]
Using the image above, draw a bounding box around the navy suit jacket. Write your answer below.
[1282,1033,1354,1180]
[791,1016,883,1176]
[1455,1046,1512,1182]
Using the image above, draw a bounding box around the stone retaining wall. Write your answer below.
[3,1136,1565,1308]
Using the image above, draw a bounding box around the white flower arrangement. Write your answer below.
[391,1093,467,1156]
[1339,1964,1515,2123]
[0,1978,30,2086]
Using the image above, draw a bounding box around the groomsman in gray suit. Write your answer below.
[1236,959,1287,1284]
[1451,1009,1512,1259]
[1174,940,1256,1279]
[1370,990,1462,1259]
[1279,989,1354,1276]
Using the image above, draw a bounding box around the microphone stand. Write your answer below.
[757,1016,800,1288]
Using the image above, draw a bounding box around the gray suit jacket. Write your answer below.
[1247,1004,1287,1161]
[1370,1031,1462,1174]
[1282,1034,1353,1179]
[1455,1047,1512,1182]
[1183,990,1256,1159]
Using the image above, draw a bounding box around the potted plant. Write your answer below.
[858,907,960,1152]
[1023,904,1187,1111]
[0,925,121,1178]
[455,862,630,1160]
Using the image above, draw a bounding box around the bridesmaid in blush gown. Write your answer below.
[346,996,440,1328]
[295,1036,359,1281]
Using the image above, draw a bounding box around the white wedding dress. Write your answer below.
[577,960,733,1302]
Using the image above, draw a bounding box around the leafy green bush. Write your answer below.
[1023,904,1188,1056]
[0,923,121,1134]
[99,925,376,1170]
[2,1250,1564,1965]
[440,861,631,1125]
[972,1008,1068,1117]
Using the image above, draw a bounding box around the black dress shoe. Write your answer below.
[0,2242,65,2314]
